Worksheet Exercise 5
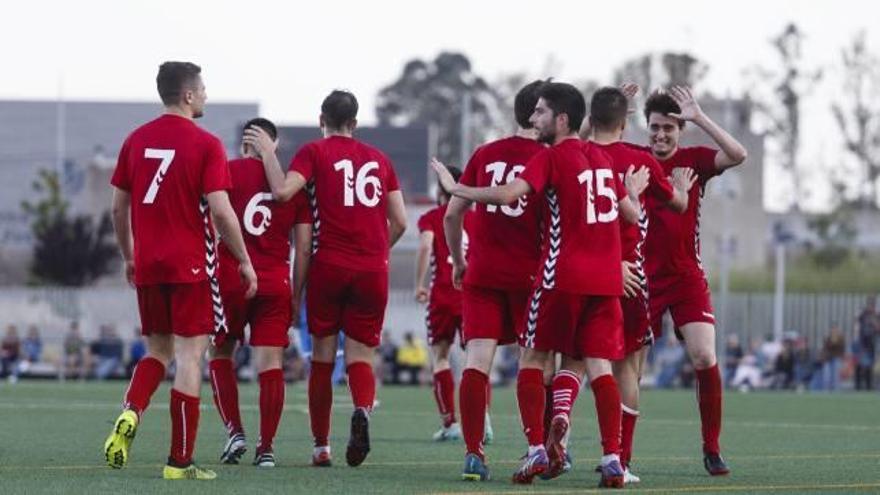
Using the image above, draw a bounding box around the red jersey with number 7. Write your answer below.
[110,114,231,286]
[289,135,400,272]
[519,139,625,296]
[459,136,546,290]
[218,157,312,296]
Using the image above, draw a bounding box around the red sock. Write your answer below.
[209,358,243,435]
[347,361,376,411]
[542,383,553,442]
[551,370,581,421]
[309,360,334,447]
[517,368,546,447]
[169,388,200,466]
[258,368,285,452]
[459,368,489,458]
[620,406,639,467]
[696,364,723,454]
[590,374,622,456]
[123,357,165,418]
[433,369,457,427]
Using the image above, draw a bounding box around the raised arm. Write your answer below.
[414,230,433,303]
[291,222,312,322]
[243,126,307,202]
[620,165,649,224]
[207,191,257,298]
[443,196,471,290]
[386,190,407,247]
[111,187,135,286]
[668,86,747,172]
[431,158,532,205]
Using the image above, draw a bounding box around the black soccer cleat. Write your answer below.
[703,452,730,476]
[346,407,371,467]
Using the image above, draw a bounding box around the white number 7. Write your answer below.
[143,148,176,204]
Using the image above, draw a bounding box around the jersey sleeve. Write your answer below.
[692,146,721,182]
[110,137,132,190]
[519,149,552,195]
[290,143,317,182]
[417,211,433,233]
[291,191,313,224]
[201,136,231,194]
[646,156,675,203]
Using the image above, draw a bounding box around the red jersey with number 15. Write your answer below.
[459,136,546,290]
[290,136,400,272]
[519,139,625,296]
[110,114,231,286]
[218,157,312,296]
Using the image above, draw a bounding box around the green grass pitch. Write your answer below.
[1,381,879,494]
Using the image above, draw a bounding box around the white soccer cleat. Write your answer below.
[624,466,641,484]
[432,422,462,441]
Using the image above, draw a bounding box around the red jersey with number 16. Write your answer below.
[110,114,231,286]
[459,136,546,290]
[290,136,400,272]
[519,139,625,296]
[218,158,312,296]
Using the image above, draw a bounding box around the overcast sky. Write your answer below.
[2,0,878,210]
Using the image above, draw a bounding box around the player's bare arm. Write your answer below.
[386,190,408,247]
[415,230,433,303]
[291,222,312,322]
[668,86,747,171]
[431,158,532,206]
[243,126,307,202]
[667,167,697,212]
[443,196,471,291]
[111,187,135,286]
[207,191,258,298]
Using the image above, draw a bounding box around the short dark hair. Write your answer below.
[243,117,277,141]
[321,90,359,130]
[514,80,545,129]
[590,86,629,131]
[156,61,202,106]
[538,82,586,133]
[644,90,683,128]
[438,165,463,196]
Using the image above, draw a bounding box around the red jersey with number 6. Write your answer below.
[110,114,231,286]
[218,157,312,296]
[290,136,400,272]
[459,136,546,290]
[519,139,625,296]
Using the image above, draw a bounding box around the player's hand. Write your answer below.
[625,165,650,198]
[620,82,640,114]
[622,261,641,298]
[124,260,135,288]
[415,287,429,304]
[451,261,466,291]
[239,262,258,299]
[671,167,698,193]
[667,86,705,122]
[430,158,458,196]
[242,126,278,157]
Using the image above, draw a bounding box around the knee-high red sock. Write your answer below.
[346,362,376,411]
[542,383,553,442]
[517,368,546,447]
[209,358,243,435]
[590,374,622,456]
[169,388,200,466]
[309,360,334,447]
[258,368,285,452]
[433,369,457,427]
[620,406,639,467]
[459,368,489,458]
[551,370,581,422]
[124,357,165,418]
[695,364,723,454]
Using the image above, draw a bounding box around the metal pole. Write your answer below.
[459,92,472,167]
[717,93,734,373]
[773,242,786,342]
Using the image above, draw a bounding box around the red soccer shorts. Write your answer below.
[648,272,715,340]
[425,289,462,346]
[520,287,624,360]
[306,260,388,348]
[136,281,214,337]
[222,286,292,348]
[622,293,654,355]
[462,284,530,346]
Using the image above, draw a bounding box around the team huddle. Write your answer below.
[102,60,746,488]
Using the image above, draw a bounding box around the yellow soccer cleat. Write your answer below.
[104,409,138,469]
[162,464,218,480]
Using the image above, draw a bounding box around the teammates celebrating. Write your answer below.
[105,61,746,488]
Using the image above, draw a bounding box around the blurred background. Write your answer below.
[0,1,878,393]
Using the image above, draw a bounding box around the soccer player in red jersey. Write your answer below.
[582,86,695,484]
[247,90,408,468]
[415,165,471,442]
[440,80,546,481]
[434,82,647,489]
[637,87,747,476]
[104,61,258,480]
[207,118,313,468]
